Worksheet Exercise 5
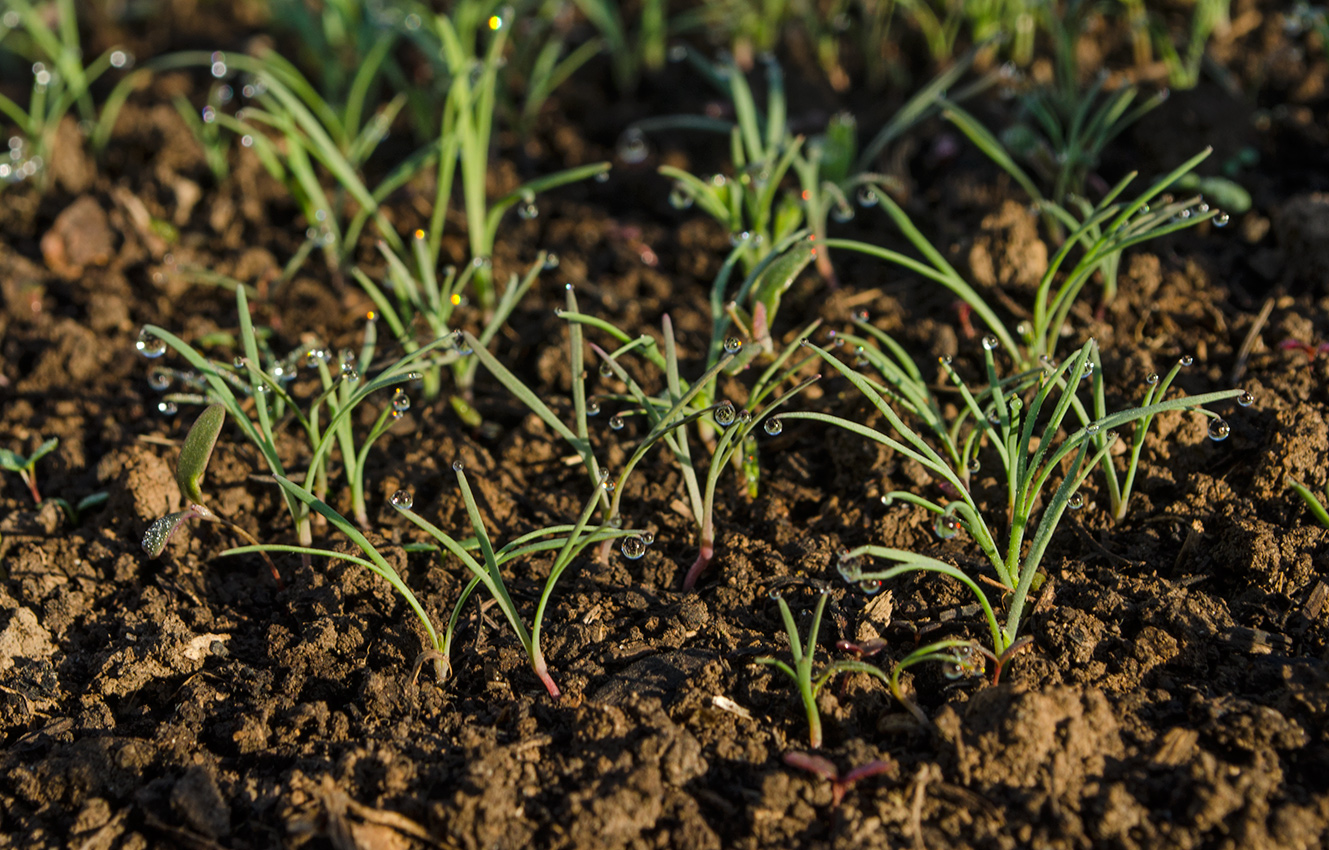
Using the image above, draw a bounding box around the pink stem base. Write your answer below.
[682,543,714,591]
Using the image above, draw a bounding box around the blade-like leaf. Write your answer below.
[178,404,225,504]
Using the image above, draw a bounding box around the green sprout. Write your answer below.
[138,287,443,542]
[0,0,135,188]
[0,437,58,503]
[586,316,818,590]
[141,405,275,581]
[228,468,641,697]
[830,148,1221,368]
[783,337,1245,657]
[756,585,888,749]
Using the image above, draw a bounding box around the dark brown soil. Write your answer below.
[3,3,1329,849]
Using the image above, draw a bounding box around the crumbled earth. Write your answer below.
[3,3,1329,849]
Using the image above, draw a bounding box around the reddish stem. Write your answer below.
[532,651,561,699]
[682,541,714,591]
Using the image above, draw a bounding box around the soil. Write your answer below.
[3,3,1329,849]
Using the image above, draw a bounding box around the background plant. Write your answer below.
[0,437,58,503]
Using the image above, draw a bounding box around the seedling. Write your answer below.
[139,287,444,541]
[0,437,58,502]
[784,337,1246,656]
[756,585,889,748]
[353,243,556,403]
[423,6,610,308]
[45,492,109,527]
[0,0,135,187]
[228,468,641,697]
[571,0,704,91]
[588,316,819,589]
[831,148,1222,367]
[141,405,276,581]
[782,751,895,811]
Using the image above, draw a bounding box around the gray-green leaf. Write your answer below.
[178,404,225,504]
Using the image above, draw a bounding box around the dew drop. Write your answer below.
[1016,321,1031,339]
[934,514,961,540]
[452,460,465,472]
[391,388,410,412]
[608,415,625,431]
[968,456,980,473]
[837,548,863,581]
[736,408,752,424]
[852,308,869,322]
[620,537,646,560]
[858,578,882,595]
[831,203,855,223]
[1214,212,1230,227]
[1237,391,1254,407]
[587,401,601,416]
[982,335,1000,351]
[714,401,736,427]
[233,355,248,369]
[1145,373,1159,386]
[617,129,649,164]
[517,201,538,220]
[1179,354,1194,367]
[136,328,166,358]
[730,231,753,247]
[594,170,610,183]
[668,184,694,209]
[640,531,655,546]
[148,368,172,391]
[1208,419,1231,441]
[390,490,413,509]
[1085,421,1101,435]
[856,186,879,207]
[1068,493,1084,510]
[157,400,179,416]
[763,417,783,436]
[543,253,559,270]
[723,337,743,354]
[599,362,614,379]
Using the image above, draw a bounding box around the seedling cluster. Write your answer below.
[4,0,1275,786]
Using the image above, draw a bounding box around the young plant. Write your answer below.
[783,337,1246,656]
[138,287,445,541]
[228,468,642,697]
[571,0,704,91]
[140,405,276,581]
[782,751,895,811]
[352,241,556,404]
[0,0,135,188]
[0,437,58,502]
[831,148,1222,367]
[588,315,819,589]
[756,585,888,748]
[158,46,431,271]
[421,5,610,309]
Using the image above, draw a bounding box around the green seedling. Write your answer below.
[587,316,818,590]
[571,0,704,90]
[139,287,444,541]
[422,4,610,309]
[164,47,429,271]
[1121,0,1230,89]
[141,405,276,581]
[832,148,1221,368]
[0,0,135,188]
[45,492,109,526]
[756,585,889,748]
[1287,477,1329,530]
[229,468,642,697]
[0,437,58,503]
[784,337,1246,656]
[782,751,895,811]
[353,242,556,403]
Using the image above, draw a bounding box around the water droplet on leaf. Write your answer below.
[934,514,961,540]
[1208,419,1230,441]
[136,328,166,358]
[620,537,646,559]
[390,490,413,509]
[763,418,783,436]
[714,401,736,427]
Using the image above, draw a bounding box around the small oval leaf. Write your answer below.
[142,511,194,558]
[178,404,225,504]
